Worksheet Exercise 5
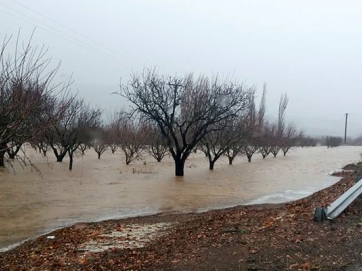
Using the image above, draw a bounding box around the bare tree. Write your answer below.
[200,119,243,170]
[77,126,94,156]
[146,122,169,162]
[0,31,68,167]
[105,112,122,154]
[242,87,266,162]
[270,94,289,158]
[119,69,253,176]
[43,93,77,162]
[281,123,298,156]
[67,100,101,170]
[277,93,289,134]
[29,128,53,157]
[39,142,50,156]
[45,96,101,170]
[243,136,260,162]
[118,113,146,165]
[223,118,249,165]
[78,143,88,155]
[258,122,274,159]
[91,126,108,159]
[269,123,281,158]
[225,145,244,165]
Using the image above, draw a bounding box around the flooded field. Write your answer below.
[0,146,361,251]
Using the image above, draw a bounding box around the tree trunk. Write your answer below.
[262,154,266,159]
[98,153,101,159]
[228,156,233,165]
[56,154,66,162]
[273,153,277,158]
[68,150,73,170]
[174,158,185,176]
[50,145,67,162]
[247,154,252,162]
[209,160,215,170]
[6,144,22,159]
[43,150,47,157]
[0,150,5,167]
[126,157,131,165]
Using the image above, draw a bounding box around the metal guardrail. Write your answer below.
[314,179,362,221]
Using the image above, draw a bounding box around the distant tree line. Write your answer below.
[324,136,343,148]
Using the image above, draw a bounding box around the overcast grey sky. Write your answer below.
[1,0,362,137]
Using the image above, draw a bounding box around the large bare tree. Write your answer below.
[0,31,69,167]
[120,69,253,176]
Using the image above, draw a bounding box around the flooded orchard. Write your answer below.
[0,146,361,251]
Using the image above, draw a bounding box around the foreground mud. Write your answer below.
[1,171,361,270]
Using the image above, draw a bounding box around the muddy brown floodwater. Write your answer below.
[0,146,361,251]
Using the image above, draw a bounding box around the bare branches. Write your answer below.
[145,122,169,162]
[258,122,273,159]
[278,93,289,134]
[201,118,244,170]
[117,112,146,165]
[43,94,102,169]
[119,69,253,176]
[281,123,298,156]
[91,126,108,159]
[0,30,70,168]
[241,88,266,162]
[105,111,122,154]
[258,83,267,128]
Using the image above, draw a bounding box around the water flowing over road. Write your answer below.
[0,146,361,251]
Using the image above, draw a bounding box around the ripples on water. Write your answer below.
[0,146,361,250]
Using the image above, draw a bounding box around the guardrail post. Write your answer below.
[314,207,327,222]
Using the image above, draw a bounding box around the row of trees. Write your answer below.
[0,32,61,167]
[0,32,312,177]
[0,34,345,177]
[116,70,306,176]
[0,33,101,170]
[325,136,343,148]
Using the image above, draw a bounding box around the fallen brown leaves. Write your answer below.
[1,170,362,270]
